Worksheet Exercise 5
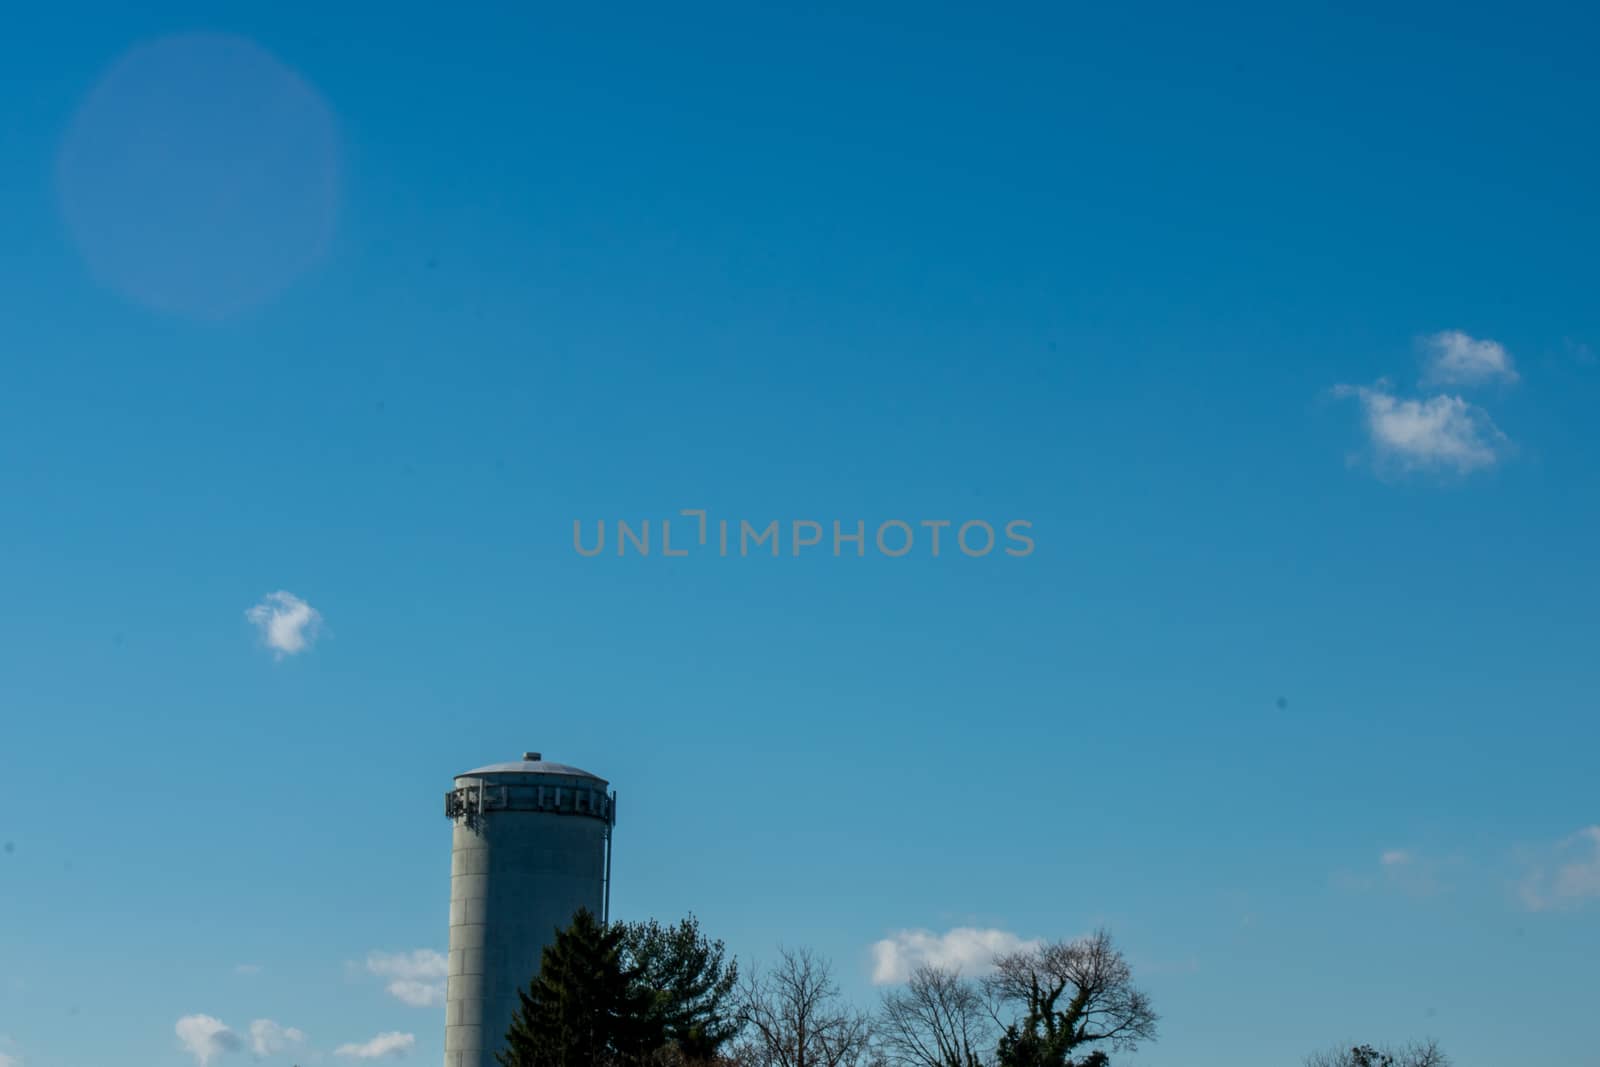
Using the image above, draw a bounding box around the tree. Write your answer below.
[620,914,742,1062]
[982,930,1155,1067]
[736,947,879,1067]
[499,908,663,1067]
[1303,1041,1450,1067]
[879,965,993,1067]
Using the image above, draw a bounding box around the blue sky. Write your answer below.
[2,2,1599,1065]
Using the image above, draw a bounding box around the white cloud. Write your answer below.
[1335,382,1508,475]
[1336,848,1453,897]
[386,979,446,1007]
[1520,826,1600,911]
[869,927,1041,986]
[0,1053,18,1067]
[365,949,448,1007]
[1421,330,1519,386]
[233,963,262,976]
[0,1034,20,1067]
[176,1015,242,1066]
[335,1032,416,1059]
[249,1019,306,1057]
[245,591,323,659]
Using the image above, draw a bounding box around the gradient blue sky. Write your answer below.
[2,2,1598,1066]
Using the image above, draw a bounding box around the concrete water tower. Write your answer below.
[443,752,616,1067]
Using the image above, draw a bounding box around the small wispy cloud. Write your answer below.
[1334,381,1508,476]
[364,950,448,1007]
[245,591,323,659]
[0,1034,21,1067]
[176,1015,242,1066]
[248,1019,306,1057]
[869,927,1040,985]
[1420,330,1519,386]
[1335,848,1453,897]
[1519,826,1600,912]
[335,1032,416,1059]
[233,963,262,976]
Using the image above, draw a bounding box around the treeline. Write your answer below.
[496,910,1447,1067]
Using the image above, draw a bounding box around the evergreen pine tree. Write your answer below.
[498,908,662,1067]
[619,914,740,1062]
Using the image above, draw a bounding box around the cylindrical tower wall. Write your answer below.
[443,757,613,1067]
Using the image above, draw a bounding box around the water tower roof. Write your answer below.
[456,753,607,783]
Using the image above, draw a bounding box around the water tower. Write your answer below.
[443,753,616,1067]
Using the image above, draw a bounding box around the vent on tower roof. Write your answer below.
[522,751,542,761]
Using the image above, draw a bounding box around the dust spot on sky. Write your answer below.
[56,32,340,320]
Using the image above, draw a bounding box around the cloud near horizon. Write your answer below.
[249,1020,306,1057]
[335,1032,416,1059]
[365,949,449,1007]
[869,926,1040,985]
[175,1015,242,1066]
[245,590,323,659]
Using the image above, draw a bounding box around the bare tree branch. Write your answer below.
[1304,1039,1451,1067]
[736,948,879,1067]
[982,930,1156,1066]
[879,965,993,1067]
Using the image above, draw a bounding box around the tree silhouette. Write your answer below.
[1303,1041,1449,1067]
[498,908,662,1067]
[620,914,741,1062]
[984,931,1155,1067]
